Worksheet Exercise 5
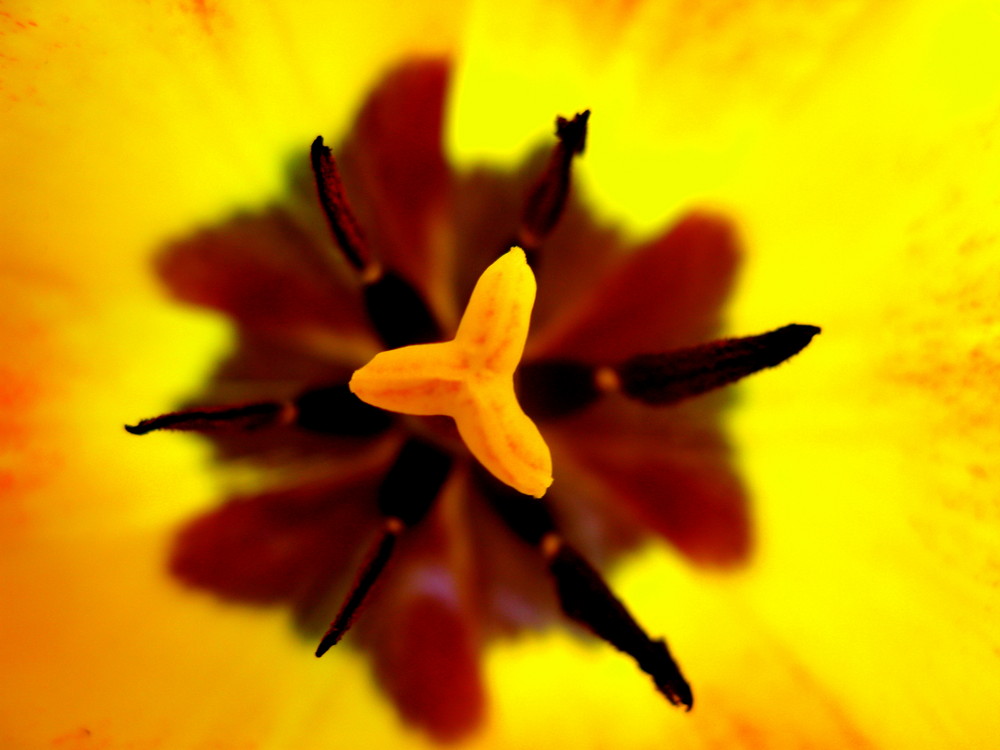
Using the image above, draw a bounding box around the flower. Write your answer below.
[125,58,817,739]
[3,1,1000,749]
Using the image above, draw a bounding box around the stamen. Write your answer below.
[478,470,692,710]
[476,468,557,546]
[310,135,377,276]
[126,385,397,439]
[547,541,693,710]
[362,270,443,348]
[315,439,452,656]
[517,360,601,419]
[519,110,590,255]
[515,325,818,419]
[594,366,621,394]
[124,401,288,435]
[617,324,821,405]
[293,383,394,436]
[312,135,442,348]
[376,439,453,525]
[315,523,400,657]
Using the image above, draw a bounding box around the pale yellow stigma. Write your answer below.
[350,247,553,497]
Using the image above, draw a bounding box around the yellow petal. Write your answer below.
[351,248,553,496]
[452,1,1000,747]
[1,2,470,748]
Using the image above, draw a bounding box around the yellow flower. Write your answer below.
[2,1,999,749]
[127,59,762,738]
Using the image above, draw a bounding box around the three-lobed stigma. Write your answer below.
[349,247,553,498]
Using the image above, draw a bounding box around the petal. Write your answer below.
[169,461,387,629]
[158,201,375,359]
[453,0,907,229]
[548,396,749,567]
[455,6,1000,744]
[1,2,472,747]
[337,59,455,315]
[189,332,379,464]
[367,586,486,742]
[357,485,486,742]
[529,211,741,362]
[9,0,1000,748]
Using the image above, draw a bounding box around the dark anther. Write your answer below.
[312,135,441,349]
[315,438,452,656]
[477,468,558,546]
[442,462,696,710]
[315,528,399,657]
[377,438,453,526]
[124,401,285,435]
[294,383,394,436]
[363,271,443,349]
[618,323,821,406]
[517,360,602,419]
[478,470,692,709]
[555,111,590,155]
[310,135,373,274]
[519,110,591,255]
[547,541,694,710]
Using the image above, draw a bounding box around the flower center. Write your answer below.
[349,247,553,498]
[123,61,823,734]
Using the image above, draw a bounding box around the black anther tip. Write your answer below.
[777,323,822,355]
[556,110,590,154]
[314,636,337,658]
